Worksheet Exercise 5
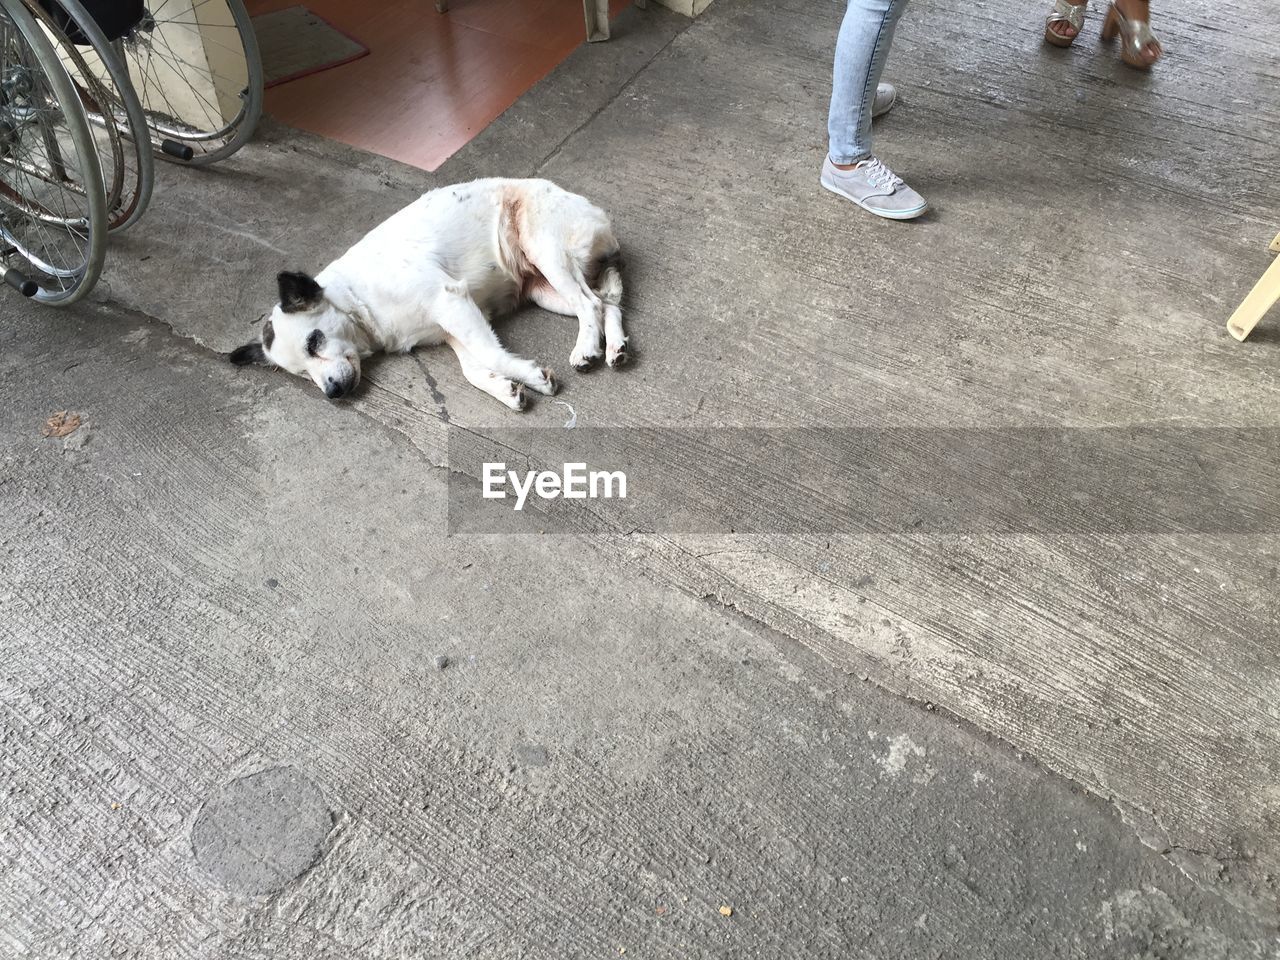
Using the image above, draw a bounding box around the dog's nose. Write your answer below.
[324,377,346,399]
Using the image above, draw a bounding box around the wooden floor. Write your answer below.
[245,0,628,171]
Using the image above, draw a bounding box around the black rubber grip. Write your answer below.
[4,268,37,297]
[161,138,195,161]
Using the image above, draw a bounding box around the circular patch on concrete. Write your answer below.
[191,766,333,895]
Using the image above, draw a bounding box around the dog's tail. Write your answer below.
[595,249,624,306]
[596,249,627,367]
[596,249,622,302]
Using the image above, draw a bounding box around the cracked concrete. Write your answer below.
[3,0,1280,954]
[2,301,1277,956]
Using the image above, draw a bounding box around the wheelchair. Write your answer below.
[1,0,262,304]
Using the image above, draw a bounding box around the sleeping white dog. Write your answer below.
[230,178,627,410]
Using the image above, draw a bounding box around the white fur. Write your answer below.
[248,178,628,409]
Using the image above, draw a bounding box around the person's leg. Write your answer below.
[1106,0,1161,67]
[827,0,909,166]
[821,0,925,220]
[1047,0,1160,65]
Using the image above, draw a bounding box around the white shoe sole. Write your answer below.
[820,177,927,221]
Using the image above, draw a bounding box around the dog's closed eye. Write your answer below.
[306,330,325,357]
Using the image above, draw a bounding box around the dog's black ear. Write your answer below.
[229,341,268,366]
[277,271,323,313]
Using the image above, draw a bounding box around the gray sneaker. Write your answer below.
[872,81,897,119]
[820,156,927,221]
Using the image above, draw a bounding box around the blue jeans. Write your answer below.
[827,0,909,165]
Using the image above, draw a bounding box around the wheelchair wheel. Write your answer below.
[0,0,108,305]
[115,0,263,166]
[22,0,154,231]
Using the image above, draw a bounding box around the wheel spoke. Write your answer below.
[119,0,261,164]
[1,0,107,302]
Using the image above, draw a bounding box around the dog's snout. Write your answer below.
[318,358,358,400]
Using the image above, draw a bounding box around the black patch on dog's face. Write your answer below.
[229,342,268,366]
[277,271,324,313]
[305,329,325,357]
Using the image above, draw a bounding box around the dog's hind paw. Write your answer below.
[496,380,529,412]
[606,342,629,368]
[530,367,559,396]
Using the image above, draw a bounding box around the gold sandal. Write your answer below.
[1101,1,1163,68]
[1044,0,1087,47]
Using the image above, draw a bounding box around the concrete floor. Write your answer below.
[3,0,1280,955]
